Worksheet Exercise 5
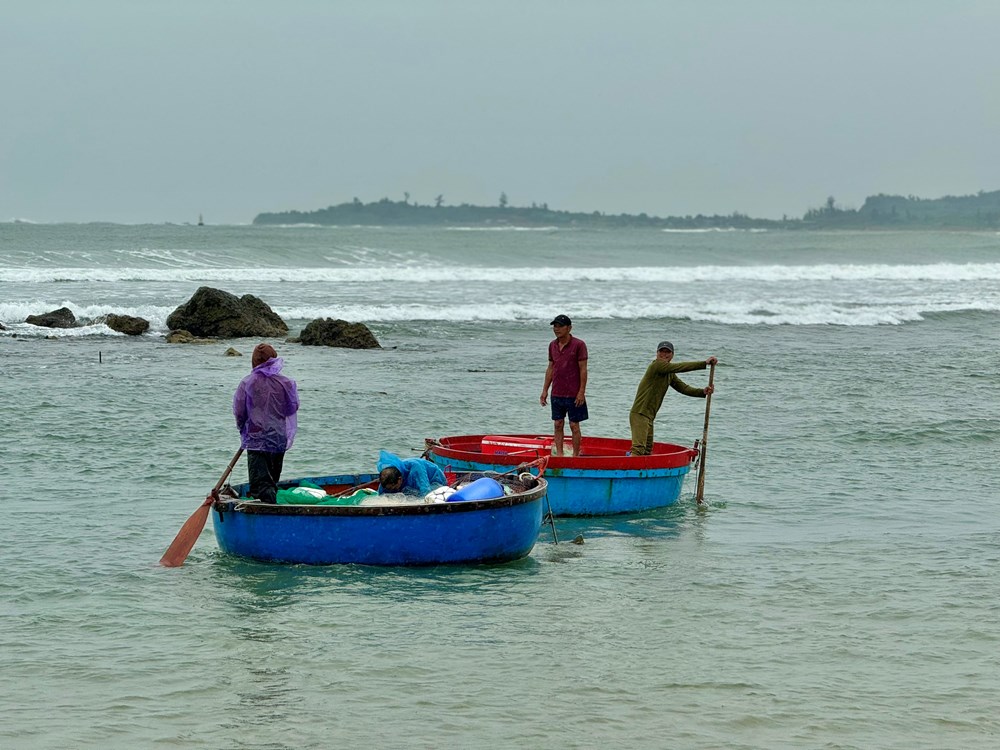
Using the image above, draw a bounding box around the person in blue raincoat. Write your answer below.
[377,450,447,495]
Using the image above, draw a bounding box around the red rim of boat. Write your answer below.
[426,434,697,470]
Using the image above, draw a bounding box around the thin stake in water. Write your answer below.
[695,362,716,505]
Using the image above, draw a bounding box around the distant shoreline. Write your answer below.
[253,189,1000,231]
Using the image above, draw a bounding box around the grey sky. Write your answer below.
[3,1,998,224]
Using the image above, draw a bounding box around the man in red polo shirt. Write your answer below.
[540,314,588,457]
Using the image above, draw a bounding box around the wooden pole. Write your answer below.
[695,362,716,505]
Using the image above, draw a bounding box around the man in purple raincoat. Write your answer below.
[233,343,300,503]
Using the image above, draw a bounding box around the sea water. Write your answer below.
[1,223,999,749]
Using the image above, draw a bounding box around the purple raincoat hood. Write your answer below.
[253,357,286,376]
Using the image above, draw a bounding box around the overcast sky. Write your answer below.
[3,1,998,224]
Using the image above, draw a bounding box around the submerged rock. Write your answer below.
[299,318,381,349]
[166,286,288,339]
[165,329,215,344]
[26,307,76,328]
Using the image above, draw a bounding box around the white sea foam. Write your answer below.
[3,262,1000,285]
[445,226,560,232]
[4,296,997,334]
[0,301,174,331]
[0,320,128,338]
[662,227,768,233]
[266,223,327,228]
[271,299,1000,327]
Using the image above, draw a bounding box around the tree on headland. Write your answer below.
[804,195,854,224]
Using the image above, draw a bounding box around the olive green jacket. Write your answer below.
[629,359,707,418]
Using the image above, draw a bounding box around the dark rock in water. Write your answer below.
[300,318,381,349]
[100,313,150,336]
[224,347,243,357]
[166,330,194,344]
[166,286,288,339]
[26,307,77,328]
[165,329,214,344]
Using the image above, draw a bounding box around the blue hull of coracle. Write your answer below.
[425,435,698,516]
[211,472,546,566]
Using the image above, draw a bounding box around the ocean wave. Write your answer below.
[0,302,174,331]
[4,262,1000,284]
[271,301,998,327]
[0,321,132,339]
[662,227,768,233]
[7,300,996,334]
[445,226,560,232]
[264,223,345,228]
[842,418,1000,445]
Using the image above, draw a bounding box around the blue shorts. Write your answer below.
[551,396,589,423]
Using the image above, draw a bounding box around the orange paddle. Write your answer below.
[160,448,244,567]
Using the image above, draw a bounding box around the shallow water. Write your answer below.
[2,225,999,748]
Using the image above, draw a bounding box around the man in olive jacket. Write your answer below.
[629,341,717,456]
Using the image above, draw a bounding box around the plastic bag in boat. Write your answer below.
[424,486,456,503]
[275,481,328,505]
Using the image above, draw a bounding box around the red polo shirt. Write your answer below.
[548,336,588,398]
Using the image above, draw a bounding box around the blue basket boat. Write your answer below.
[424,434,698,517]
[211,470,547,566]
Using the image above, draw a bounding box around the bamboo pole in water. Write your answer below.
[695,362,716,505]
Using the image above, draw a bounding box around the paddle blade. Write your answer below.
[159,497,213,567]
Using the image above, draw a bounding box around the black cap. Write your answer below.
[657,340,674,352]
[550,314,572,326]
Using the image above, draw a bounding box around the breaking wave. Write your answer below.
[3,262,1000,285]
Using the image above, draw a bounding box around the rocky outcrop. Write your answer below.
[299,318,381,349]
[100,313,150,336]
[166,287,288,339]
[165,330,215,344]
[26,307,76,328]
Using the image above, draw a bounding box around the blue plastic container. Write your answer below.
[448,477,504,502]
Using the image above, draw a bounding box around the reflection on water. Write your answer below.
[200,499,710,609]
[552,501,688,540]
[204,545,548,614]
